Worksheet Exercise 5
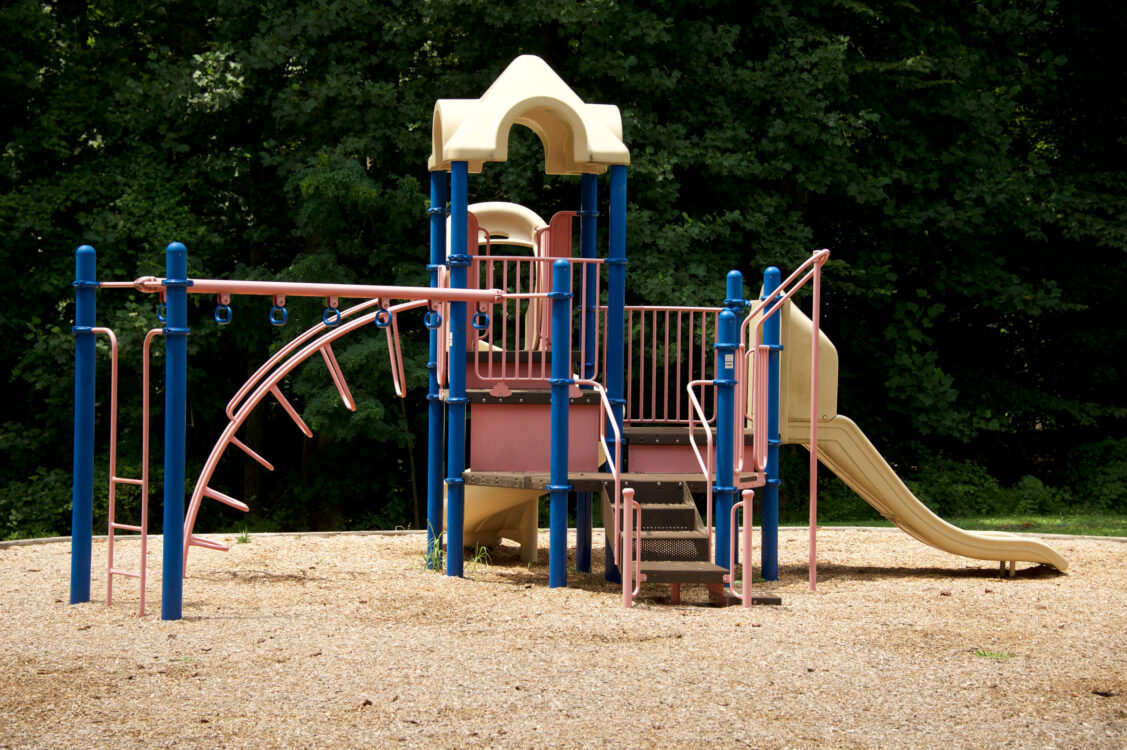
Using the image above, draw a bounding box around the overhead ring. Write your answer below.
[214,304,232,325]
[374,307,392,329]
[323,307,341,326]
[269,305,288,326]
[423,309,442,329]
[471,311,490,331]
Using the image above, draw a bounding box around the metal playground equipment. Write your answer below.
[69,56,1067,620]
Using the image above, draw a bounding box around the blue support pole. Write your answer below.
[70,245,97,605]
[446,161,469,577]
[576,173,598,574]
[426,171,447,567]
[549,260,573,588]
[725,270,746,565]
[761,266,783,581]
[713,300,739,570]
[162,241,190,620]
[604,165,627,583]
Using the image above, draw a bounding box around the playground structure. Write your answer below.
[69,56,1067,620]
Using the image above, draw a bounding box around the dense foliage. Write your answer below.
[2,0,1124,538]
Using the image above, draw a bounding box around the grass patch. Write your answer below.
[975,649,1014,661]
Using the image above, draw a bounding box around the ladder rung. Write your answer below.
[112,476,144,486]
[270,385,313,437]
[111,523,143,532]
[202,486,250,512]
[189,534,229,552]
[109,569,141,579]
[320,344,357,411]
[231,436,274,471]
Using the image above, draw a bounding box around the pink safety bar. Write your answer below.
[182,298,428,566]
[619,488,645,609]
[724,489,755,607]
[739,249,829,591]
[621,306,720,425]
[98,327,161,616]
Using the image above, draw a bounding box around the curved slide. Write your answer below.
[807,415,1068,571]
[444,486,542,563]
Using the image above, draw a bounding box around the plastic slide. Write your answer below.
[807,415,1069,571]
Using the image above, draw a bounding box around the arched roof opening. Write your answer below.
[429,55,629,175]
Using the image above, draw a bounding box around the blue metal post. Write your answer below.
[576,173,598,573]
[446,161,469,577]
[426,171,447,566]
[70,245,97,604]
[549,260,573,588]
[604,165,627,583]
[714,300,739,570]
[162,241,189,620]
[761,266,783,581]
[725,270,746,565]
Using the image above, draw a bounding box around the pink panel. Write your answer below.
[470,402,599,472]
[629,443,756,475]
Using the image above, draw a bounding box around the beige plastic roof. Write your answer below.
[429,55,629,175]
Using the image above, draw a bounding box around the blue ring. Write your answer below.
[423,310,442,329]
[157,303,167,323]
[269,305,288,326]
[323,307,341,327]
[214,304,232,325]
[471,311,490,331]
[374,307,392,329]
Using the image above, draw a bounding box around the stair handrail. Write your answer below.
[739,249,830,475]
[573,378,622,568]
[686,379,715,559]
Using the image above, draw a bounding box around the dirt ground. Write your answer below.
[1,527,1125,749]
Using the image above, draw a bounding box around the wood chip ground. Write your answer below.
[2,528,1125,748]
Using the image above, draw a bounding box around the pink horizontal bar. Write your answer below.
[126,276,503,303]
[112,476,143,486]
[111,523,143,532]
[109,569,141,579]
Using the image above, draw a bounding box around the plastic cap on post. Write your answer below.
[762,266,781,297]
[75,245,97,282]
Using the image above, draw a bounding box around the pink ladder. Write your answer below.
[103,328,162,616]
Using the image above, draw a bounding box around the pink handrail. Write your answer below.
[738,249,829,592]
[686,379,715,559]
[724,489,755,607]
[740,250,830,474]
[620,488,645,609]
[572,378,622,566]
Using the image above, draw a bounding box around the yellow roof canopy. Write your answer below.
[429,55,629,175]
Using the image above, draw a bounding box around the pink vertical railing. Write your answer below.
[620,306,720,424]
[470,256,603,385]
